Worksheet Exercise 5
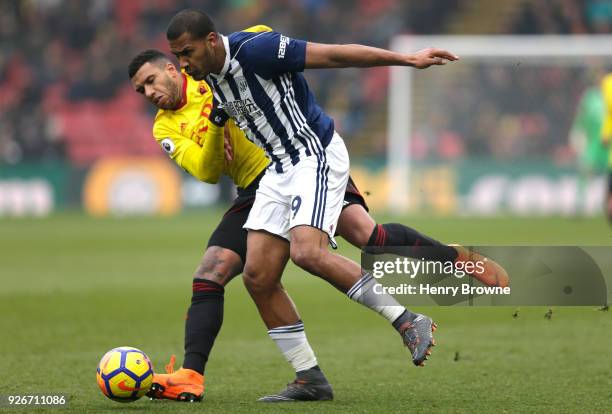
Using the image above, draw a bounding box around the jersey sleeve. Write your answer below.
[153,119,225,184]
[601,75,612,143]
[237,31,307,79]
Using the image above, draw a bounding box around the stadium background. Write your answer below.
[1,1,611,413]
[2,0,612,216]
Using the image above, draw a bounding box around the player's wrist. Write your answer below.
[210,106,230,127]
[403,54,417,67]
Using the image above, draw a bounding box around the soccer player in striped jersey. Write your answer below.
[163,10,464,401]
[130,29,504,401]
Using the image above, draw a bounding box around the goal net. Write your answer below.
[387,35,612,215]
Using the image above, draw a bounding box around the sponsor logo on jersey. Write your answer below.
[236,76,249,93]
[278,35,290,59]
[224,98,263,119]
[160,138,176,155]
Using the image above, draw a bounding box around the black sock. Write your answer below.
[367,223,458,263]
[183,278,224,375]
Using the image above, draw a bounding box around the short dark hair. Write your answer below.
[166,9,216,41]
[128,49,170,79]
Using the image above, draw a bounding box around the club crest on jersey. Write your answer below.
[236,76,249,93]
[160,138,175,155]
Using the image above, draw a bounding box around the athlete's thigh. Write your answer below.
[244,229,290,285]
[336,204,376,248]
[337,175,375,246]
[202,195,255,284]
[289,224,329,258]
[207,195,254,265]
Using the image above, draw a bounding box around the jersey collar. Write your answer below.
[215,34,231,78]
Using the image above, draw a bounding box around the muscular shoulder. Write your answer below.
[228,31,276,59]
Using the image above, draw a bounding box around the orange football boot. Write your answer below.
[147,355,205,402]
[452,245,509,288]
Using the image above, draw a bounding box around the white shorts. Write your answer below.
[244,132,350,247]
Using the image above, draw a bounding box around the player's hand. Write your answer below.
[224,126,234,164]
[210,106,229,127]
[210,98,230,127]
[410,48,459,69]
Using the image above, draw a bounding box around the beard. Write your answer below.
[189,69,206,81]
[160,77,180,109]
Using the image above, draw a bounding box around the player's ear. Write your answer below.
[206,31,218,47]
[166,62,182,83]
[165,62,178,76]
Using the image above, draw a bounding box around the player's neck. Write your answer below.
[212,38,226,75]
[173,73,188,110]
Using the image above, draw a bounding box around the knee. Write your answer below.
[290,244,323,273]
[194,265,231,286]
[242,264,275,295]
[194,247,241,286]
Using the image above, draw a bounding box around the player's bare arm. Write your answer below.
[305,43,459,69]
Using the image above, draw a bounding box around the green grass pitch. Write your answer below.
[1,212,611,413]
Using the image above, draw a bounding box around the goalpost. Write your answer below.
[387,35,612,214]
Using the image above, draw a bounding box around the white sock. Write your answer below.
[268,322,318,372]
[347,273,407,323]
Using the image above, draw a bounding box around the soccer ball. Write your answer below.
[96,346,154,402]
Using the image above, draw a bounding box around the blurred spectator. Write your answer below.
[512,0,612,34]
[0,0,608,165]
[429,63,590,161]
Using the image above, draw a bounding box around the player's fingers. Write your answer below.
[433,49,459,61]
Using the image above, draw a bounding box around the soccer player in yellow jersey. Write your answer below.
[601,73,612,222]
[128,45,508,402]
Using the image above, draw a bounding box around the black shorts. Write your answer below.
[344,175,369,212]
[609,171,612,194]
[207,173,369,263]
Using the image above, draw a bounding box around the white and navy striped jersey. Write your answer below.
[207,31,335,173]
